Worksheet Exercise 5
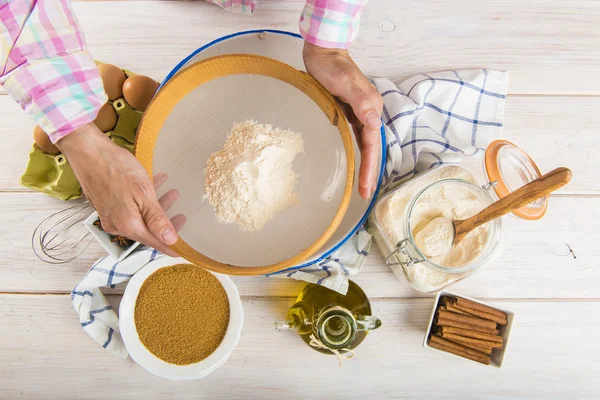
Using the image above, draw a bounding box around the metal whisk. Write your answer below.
[32,200,95,264]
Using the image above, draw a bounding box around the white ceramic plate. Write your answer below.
[159,30,386,270]
[119,257,244,380]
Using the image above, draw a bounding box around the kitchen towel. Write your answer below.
[72,248,164,358]
[270,69,509,294]
[73,69,508,357]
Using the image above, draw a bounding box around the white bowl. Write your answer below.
[83,211,141,261]
[158,29,386,270]
[423,290,515,368]
[119,256,244,380]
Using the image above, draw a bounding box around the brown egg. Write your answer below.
[94,102,118,132]
[98,63,127,101]
[33,125,60,154]
[122,75,160,111]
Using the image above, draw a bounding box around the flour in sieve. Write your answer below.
[204,120,304,232]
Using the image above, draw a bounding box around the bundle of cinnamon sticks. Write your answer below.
[428,296,507,365]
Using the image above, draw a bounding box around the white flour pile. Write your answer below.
[204,120,304,232]
[414,216,455,257]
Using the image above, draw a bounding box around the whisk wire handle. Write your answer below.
[32,200,95,264]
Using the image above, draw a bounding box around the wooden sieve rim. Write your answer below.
[134,54,355,276]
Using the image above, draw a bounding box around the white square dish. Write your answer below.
[84,211,141,261]
[423,290,515,368]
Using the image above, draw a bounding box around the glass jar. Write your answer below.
[368,140,548,292]
[369,167,502,292]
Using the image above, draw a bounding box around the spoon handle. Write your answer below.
[454,167,572,241]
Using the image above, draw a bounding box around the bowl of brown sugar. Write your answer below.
[119,257,243,380]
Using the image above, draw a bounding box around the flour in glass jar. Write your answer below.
[409,183,490,267]
[375,166,493,292]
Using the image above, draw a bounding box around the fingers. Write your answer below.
[358,124,381,199]
[158,189,180,212]
[344,77,383,132]
[99,207,178,257]
[303,47,383,199]
[140,195,179,246]
[340,101,362,128]
[136,174,182,255]
[122,217,179,257]
[333,64,383,199]
[153,173,168,189]
[129,214,183,257]
[325,57,382,132]
[171,214,187,232]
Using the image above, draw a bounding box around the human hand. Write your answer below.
[303,42,383,199]
[56,123,186,256]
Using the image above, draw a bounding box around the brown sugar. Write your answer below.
[134,264,230,365]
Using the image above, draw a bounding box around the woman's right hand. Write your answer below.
[56,123,185,256]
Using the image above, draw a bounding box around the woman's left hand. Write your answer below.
[303,42,384,199]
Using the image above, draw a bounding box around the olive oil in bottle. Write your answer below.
[275,280,381,354]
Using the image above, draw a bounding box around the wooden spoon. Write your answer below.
[415,167,573,257]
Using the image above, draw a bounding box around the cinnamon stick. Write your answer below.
[440,332,503,349]
[440,304,472,316]
[441,297,453,307]
[450,341,492,355]
[437,326,502,344]
[452,303,507,325]
[434,330,492,354]
[436,309,497,330]
[435,317,500,335]
[429,335,491,365]
[453,297,507,320]
[430,334,488,356]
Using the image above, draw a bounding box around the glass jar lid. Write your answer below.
[484,140,547,220]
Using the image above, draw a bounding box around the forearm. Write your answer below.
[55,122,110,157]
[299,0,370,49]
[1,0,107,143]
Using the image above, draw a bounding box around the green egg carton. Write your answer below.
[20,146,83,201]
[20,64,148,200]
[108,131,135,153]
[111,98,142,145]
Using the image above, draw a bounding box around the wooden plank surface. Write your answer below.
[3,95,597,194]
[0,294,598,399]
[1,0,599,96]
[2,0,600,397]
[75,0,600,95]
[0,192,596,298]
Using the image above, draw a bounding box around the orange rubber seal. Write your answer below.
[484,139,548,220]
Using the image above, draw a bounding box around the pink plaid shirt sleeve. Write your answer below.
[205,0,256,14]
[1,0,107,143]
[299,0,369,49]
[207,0,368,49]
[1,0,365,145]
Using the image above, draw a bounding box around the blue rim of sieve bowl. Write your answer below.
[160,29,386,274]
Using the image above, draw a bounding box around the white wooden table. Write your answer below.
[1,1,599,398]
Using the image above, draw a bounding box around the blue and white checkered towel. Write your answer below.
[73,69,508,357]
[72,248,164,358]
[270,69,508,294]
